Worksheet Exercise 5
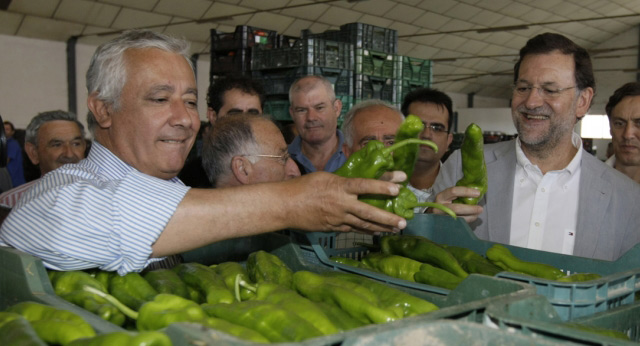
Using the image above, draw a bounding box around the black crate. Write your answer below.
[252,37,354,71]
[209,48,252,77]
[210,26,278,52]
[253,66,354,97]
[311,23,397,54]
[354,74,398,104]
[397,80,431,103]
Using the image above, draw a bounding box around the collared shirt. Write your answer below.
[0,142,190,275]
[288,130,347,174]
[0,179,38,208]
[509,132,582,255]
[408,184,434,214]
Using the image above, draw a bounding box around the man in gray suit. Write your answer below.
[432,33,640,261]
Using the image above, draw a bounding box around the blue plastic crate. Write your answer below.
[299,213,640,321]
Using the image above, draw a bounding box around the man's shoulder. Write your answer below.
[581,152,640,194]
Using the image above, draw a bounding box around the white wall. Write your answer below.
[0,34,212,137]
[456,107,515,135]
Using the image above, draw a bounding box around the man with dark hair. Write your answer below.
[3,121,25,187]
[0,30,405,274]
[401,88,454,208]
[203,113,299,188]
[0,110,86,207]
[604,82,640,184]
[433,33,640,260]
[180,76,265,187]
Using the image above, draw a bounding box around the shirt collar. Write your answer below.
[515,132,583,176]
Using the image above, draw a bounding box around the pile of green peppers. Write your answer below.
[335,115,456,219]
[39,250,442,344]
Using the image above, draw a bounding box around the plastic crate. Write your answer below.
[252,38,354,70]
[209,48,251,76]
[210,26,278,52]
[254,66,353,97]
[397,56,432,83]
[354,74,398,104]
[0,246,124,334]
[484,295,640,345]
[354,49,397,79]
[264,99,291,121]
[397,80,431,103]
[313,23,398,54]
[400,214,640,321]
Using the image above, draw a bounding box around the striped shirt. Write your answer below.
[0,142,190,275]
[0,179,39,208]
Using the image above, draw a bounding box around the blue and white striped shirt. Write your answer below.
[0,142,190,274]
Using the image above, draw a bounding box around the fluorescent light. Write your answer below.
[580,114,611,139]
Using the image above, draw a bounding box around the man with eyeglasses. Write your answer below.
[401,88,454,210]
[179,76,265,188]
[203,113,300,187]
[604,82,640,184]
[431,33,640,261]
[288,75,346,174]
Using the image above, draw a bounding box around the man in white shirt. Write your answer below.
[432,33,640,260]
[604,82,640,184]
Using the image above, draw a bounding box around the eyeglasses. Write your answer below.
[512,84,576,99]
[422,122,448,134]
[241,152,291,165]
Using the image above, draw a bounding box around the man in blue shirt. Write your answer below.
[0,30,406,274]
[288,76,347,174]
[3,121,25,187]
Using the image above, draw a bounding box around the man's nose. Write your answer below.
[284,156,301,179]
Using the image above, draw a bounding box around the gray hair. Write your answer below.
[341,99,404,147]
[26,110,85,146]
[202,113,269,187]
[288,75,336,104]
[86,29,192,134]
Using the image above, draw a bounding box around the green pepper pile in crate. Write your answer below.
[45,250,441,344]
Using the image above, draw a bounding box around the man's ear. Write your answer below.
[333,98,343,119]
[230,156,252,185]
[87,93,112,129]
[24,142,40,166]
[576,87,595,120]
[207,107,218,125]
[342,142,352,158]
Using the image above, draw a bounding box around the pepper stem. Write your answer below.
[383,138,438,155]
[412,202,457,219]
[83,285,139,320]
[234,274,257,302]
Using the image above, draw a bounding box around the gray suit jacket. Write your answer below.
[433,139,640,260]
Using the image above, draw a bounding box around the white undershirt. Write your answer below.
[509,132,582,255]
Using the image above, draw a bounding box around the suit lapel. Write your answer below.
[486,141,516,243]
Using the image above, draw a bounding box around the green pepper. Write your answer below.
[292,270,398,324]
[361,186,457,220]
[330,256,370,269]
[246,250,294,288]
[137,293,208,331]
[486,244,564,280]
[249,282,341,335]
[391,114,426,186]
[143,269,191,300]
[556,273,602,282]
[454,123,488,205]
[173,263,234,304]
[381,235,468,278]
[211,262,256,301]
[443,245,503,276]
[67,331,172,346]
[50,271,126,326]
[563,322,630,340]
[109,272,159,311]
[335,138,438,180]
[414,263,465,290]
[6,301,96,345]
[361,252,423,282]
[203,300,324,342]
[314,301,365,330]
[325,272,439,317]
[202,316,270,343]
[0,312,46,346]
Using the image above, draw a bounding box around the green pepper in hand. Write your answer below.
[391,114,426,185]
[361,186,457,220]
[454,123,488,205]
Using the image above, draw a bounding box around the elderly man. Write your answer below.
[433,33,640,260]
[288,75,346,174]
[401,88,454,204]
[0,110,86,207]
[341,99,404,156]
[180,76,264,188]
[203,113,300,187]
[604,82,640,184]
[0,30,406,274]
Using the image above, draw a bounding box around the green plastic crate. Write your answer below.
[354,49,397,79]
[484,295,640,345]
[298,213,640,321]
[0,246,124,334]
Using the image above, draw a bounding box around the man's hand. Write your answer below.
[430,186,483,223]
[286,172,406,234]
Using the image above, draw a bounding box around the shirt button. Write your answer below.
[535,222,540,227]
[541,188,546,192]
[520,178,525,183]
